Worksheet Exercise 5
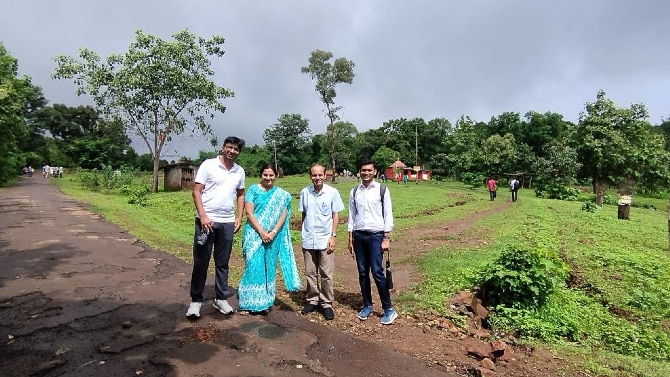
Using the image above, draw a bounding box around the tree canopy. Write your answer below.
[53,29,234,192]
[301,49,355,181]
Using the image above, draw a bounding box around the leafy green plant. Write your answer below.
[478,246,568,309]
[534,184,580,200]
[581,201,599,212]
[459,172,485,188]
[127,185,150,206]
[75,168,101,191]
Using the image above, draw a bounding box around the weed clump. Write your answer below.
[477,246,568,309]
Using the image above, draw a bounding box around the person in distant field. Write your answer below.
[186,136,246,319]
[43,164,50,178]
[298,164,344,320]
[396,173,401,184]
[510,176,520,202]
[402,174,408,184]
[27,166,34,177]
[57,166,64,178]
[347,159,397,325]
[486,177,497,201]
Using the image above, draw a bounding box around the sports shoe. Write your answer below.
[323,307,335,321]
[356,306,373,320]
[301,303,319,315]
[380,308,398,325]
[213,299,234,314]
[186,302,202,318]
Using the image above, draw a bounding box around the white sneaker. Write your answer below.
[186,302,202,318]
[213,299,234,314]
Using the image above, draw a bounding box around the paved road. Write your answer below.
[0,176,456,377]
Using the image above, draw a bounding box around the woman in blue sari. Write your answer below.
[238,164,301,313]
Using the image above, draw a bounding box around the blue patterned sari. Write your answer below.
[238,184,301,311]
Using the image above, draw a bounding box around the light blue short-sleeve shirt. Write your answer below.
[299,184,344,250]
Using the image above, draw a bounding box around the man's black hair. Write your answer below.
[357,158,375,170]
[223,136,245,151]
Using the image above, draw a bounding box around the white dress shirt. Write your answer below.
[347,180,394,232]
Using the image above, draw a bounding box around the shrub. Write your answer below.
[460,172,485,188]
[478,246,568,309]
[127,185,150,206]
[581,201,599,212]
[534,184,580,201]
[75,168,101,191]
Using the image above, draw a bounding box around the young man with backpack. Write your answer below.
[347,159,397,325]
[510,176,520,202]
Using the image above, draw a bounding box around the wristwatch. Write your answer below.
[331,233,337,238]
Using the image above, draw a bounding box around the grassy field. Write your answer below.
[53,173,670,376]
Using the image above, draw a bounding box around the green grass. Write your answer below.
[53,173,670,375]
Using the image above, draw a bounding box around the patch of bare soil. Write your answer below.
[278,197,590,377]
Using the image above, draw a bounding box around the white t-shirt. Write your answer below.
[194,157,245,223]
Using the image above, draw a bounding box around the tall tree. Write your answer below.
[444,116,482,178]
[576,90,670,206]
[301,49,355,181]
[53,29,234,192]
[523,111,572,157]
[479,133,518,177]
[0,43,45,184]
[262,113,312,175]
[33,105,132,168]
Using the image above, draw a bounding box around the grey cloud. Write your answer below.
[2,0,668,158]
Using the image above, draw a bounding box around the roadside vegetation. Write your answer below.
[54,172,670,376]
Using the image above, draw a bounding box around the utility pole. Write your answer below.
[415,123,418,166]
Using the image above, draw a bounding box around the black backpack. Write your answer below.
[513,180,520,190]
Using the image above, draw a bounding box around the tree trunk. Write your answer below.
[151,155,160,193]
[331,155,336,183]
[593,179,605,207]
[617,204,630,220]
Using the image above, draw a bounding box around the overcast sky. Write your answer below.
[2,0,669,158]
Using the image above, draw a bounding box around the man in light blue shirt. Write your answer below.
[298,164,344,320]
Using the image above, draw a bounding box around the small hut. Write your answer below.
[385,159,407,180]
[163,162,198,191]
[404,165,431,181]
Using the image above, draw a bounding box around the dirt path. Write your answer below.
[0,176,456,377]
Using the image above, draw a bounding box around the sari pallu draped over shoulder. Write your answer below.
[238,185,301,312]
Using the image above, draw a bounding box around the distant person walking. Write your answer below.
[486,177,497,201]
[187,136,246,319]
[510,176,520,202]
[298,164,345,320]
[347,159,397,325]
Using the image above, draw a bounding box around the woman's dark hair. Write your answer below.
[259,163,277,176]
[223,136,246,151]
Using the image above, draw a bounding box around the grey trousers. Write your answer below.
[303,248,335,308]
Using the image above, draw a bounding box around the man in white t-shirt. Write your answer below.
[187,136,246,319]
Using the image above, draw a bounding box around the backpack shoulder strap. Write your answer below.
[380,184,386,219]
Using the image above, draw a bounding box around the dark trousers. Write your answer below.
[489,190,496,201]
[352,231,392,310]
[511,189,518,202]
[190,220,234,302]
